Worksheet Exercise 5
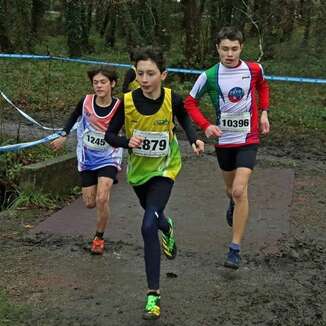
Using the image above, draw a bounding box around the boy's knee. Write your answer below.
[96,195,108,208]
[85,201,96,209]
[141,208,159,239]
[232,186,246,201]
[141,221,156,239]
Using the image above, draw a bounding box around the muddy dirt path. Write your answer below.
[0,142,325,326]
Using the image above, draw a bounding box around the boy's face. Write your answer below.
[92,73,115,98]
[136,59,167,97]
[216,39,243,68]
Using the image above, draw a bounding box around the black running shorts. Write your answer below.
[79,165,118,187]
[215,144,258,171]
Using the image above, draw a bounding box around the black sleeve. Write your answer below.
[104,100,130,148]
[172,92,197,145]
[122,68,136,93]
[63,97,84,134]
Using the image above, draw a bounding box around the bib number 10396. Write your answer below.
[220,112,251,132]
[132,129,169,157]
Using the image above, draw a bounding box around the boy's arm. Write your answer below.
[173,92,204,155]
[105,101,130,148]
[172,93,197,145]
[256,64,270,135]
[62,97,84,134]
[184,95,211,131]
[256,64,270,111]
[184,73,222,138]
[122,68,136,93]
[50,98,84,151]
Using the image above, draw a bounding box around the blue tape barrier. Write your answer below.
[0,53,325,84]
[0,90,61,131]
[0,89,78,152]
[0,132,61,153]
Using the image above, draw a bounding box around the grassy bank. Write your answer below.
[0,290,31,325]
[0,35,325,153]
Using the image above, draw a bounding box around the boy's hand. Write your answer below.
[192,139,204,155]
[205,125,222,138]
[50,136,66,151]
[260,111,270,135]
[129,135,144,148]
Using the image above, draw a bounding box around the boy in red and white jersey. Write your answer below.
[184,26,270,269]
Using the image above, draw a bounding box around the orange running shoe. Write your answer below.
[91,238,105,255]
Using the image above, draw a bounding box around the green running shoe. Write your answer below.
[161,217,177,260]
[143,293,160,320]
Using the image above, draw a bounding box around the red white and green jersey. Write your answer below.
[185,61,269,147]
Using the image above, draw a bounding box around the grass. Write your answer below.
[0,290,31,325]
[8,187,57,210]
[0,39,324,157]
[0,32,325,209]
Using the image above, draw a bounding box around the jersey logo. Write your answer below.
[228,87,244,103]
[154,119,169,126]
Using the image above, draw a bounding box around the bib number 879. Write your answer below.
[142,138,167,151]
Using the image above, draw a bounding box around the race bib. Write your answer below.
[220,112,251,132]
[132,129,169,157]
[83,130,109,151]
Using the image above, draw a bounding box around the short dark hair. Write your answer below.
[134,47,166,73]
[87,66,118,84]
[216,26,244,45]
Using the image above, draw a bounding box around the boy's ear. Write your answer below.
[161,70,168,81]
[111,80,116,88]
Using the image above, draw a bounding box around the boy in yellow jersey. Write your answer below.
[122,49,140,93]
[105,47,204,320]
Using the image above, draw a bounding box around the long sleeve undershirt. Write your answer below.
[105,88,198,149]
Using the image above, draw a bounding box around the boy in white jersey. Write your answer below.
[184,26,270,269]
[50,67,123,255]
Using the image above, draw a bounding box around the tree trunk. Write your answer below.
[94,0,106,33]
[0,0,12,51]
[31,0,46,39]
[64,0,82,57]
[181,0,206,66]
[14,0,33,51]
[105,4,117,47]
[314,1,325,55]
[300,0,312,48]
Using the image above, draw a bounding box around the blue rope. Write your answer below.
[0,53,325,84]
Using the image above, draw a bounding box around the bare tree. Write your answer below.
[181,0,206,66]
[64,0,82,57]
[0,0,13,51]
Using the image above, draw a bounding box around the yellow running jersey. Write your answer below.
[124,88,182,186]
